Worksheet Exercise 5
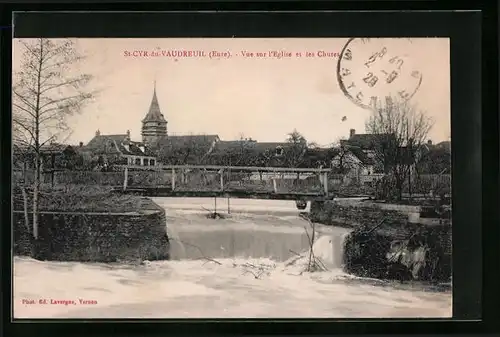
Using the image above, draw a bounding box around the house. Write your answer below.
[331,146,381,184]
[203,139,258,166]
[250,141,304,167]
[415,139,451,174]
[153,134,220,165]
[13,142,81,171]
[299,147,339,169]
[204,139,305,167]
[332,129,392,184]
[83,130,157,167]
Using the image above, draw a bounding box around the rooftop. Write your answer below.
[142,84,167,124]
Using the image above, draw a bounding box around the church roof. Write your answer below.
[86,134,156,157]
[142,85,167,123]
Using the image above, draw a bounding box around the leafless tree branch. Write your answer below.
[365,96,434,200]
[12,38,97,242]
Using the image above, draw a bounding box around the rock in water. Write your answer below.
[343,231,392,279]
[386,261,413,282]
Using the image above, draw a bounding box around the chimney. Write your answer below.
[126,130,131,140]
[427,140,433,145]
[95,129,100,136]
[349,129,356,138]
[79,142,83,147]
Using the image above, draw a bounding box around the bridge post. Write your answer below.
[323,172,329,196]
[171,168,176,191]
[220,169,224,190]
[272,178,278,193]
[123,167,128,191]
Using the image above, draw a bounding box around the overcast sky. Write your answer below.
[12,38,450,146]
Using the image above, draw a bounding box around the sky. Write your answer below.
[12,38,450,146]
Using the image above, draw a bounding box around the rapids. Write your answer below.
[13,197,452,318]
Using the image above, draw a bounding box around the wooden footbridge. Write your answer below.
[113,164,334,201]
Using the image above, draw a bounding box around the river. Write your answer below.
[13,197,452,318]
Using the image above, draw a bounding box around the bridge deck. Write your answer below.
[112,187,333,201]
[118,164,332,173]
[117,164,331,199]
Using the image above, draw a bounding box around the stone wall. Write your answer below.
[309,200,452,282]
[309,200,408,236]
[13,206,170,263]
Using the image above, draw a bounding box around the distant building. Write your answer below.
[84,129,157,167]
[13,143,81,171]
[205,140,304,167]
[156,134,220,165]
[416,139,451,174]
[332,129,390,184]
[112,83,353,168]
[141,82,168,146]
[138,84,220,164]
[299,147,339,169]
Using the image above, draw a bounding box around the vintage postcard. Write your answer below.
[12,37,452,319]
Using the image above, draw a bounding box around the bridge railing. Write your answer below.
[119,165,331,195]
[13,169,125,186]
[12,166,332,195]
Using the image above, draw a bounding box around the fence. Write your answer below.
[403,174,451,195]
[12,168,450,196]
[13,170,124,186]
[127,168,327,194]
[13,167,328,194]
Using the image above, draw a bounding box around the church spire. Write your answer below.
[142,81,166,123]
[141,81,168,145]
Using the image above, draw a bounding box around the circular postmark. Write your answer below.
[336,38,423,109]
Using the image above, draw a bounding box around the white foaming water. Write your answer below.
[13,197,452,319]
[159,198,346,263]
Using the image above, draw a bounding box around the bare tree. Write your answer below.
[284,129,307,185]
[331,140,352,174]
[159,134,203,165]
[12,38,96,242]
[365,97,433,200]
[285,129,307,168]
[307,142,321,149]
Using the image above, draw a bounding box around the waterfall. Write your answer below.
[311,229,351,270]
[165,217,186,260]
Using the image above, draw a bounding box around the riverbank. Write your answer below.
[13,185,169,262]
[307,200,452,283]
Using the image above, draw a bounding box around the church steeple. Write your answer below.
[141,82,168,145]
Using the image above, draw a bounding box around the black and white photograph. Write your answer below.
[12,37,452,318]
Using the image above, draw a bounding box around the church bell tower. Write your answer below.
[141,81,168,146]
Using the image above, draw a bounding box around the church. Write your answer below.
[141,85,332,167]
[139,84,296,167]
[140,83,221,165]
[84,84,314,167]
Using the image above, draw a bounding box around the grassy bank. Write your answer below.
[12,184,169,262]
[13,185,162,213]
